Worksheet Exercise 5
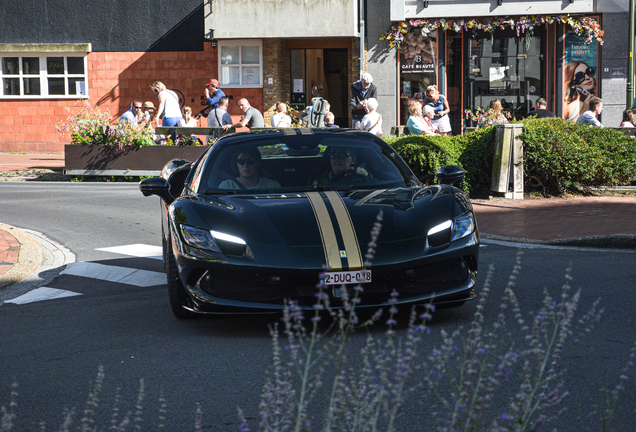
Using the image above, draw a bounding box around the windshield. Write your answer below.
[194,133,410,193]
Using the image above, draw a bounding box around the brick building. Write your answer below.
[1,0,634,152]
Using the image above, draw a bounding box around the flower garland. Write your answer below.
[381,15,604,49]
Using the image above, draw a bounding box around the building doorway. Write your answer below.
[289,48,348,127]
[465,29,545,122]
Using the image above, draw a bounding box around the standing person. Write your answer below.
[151,81,182,127]
[223,98,264,131]
[527,98,555,118]
[576,97,604,127]
[355,97,382,136]
[424,85,452,135]
[563,61,596,122]
[119,100,143,125]
[620,109,635,128]
[349,73,378,128]
[200,79,226,116]
[207,96,233,144]
[270,102,292,127]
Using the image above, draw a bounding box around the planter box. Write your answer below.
[64,144,208,176]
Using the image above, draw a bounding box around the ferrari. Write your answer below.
[140,128,479,318]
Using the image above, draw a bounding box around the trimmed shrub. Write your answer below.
[520,118,636,194]
[388,126,497,196]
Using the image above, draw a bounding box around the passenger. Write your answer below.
[219,148,281,189]
[314,148,368,185]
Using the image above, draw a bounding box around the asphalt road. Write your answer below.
[1,182,635,431]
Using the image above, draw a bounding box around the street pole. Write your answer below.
[628,0,635,107]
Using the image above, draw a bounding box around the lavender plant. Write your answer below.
[0,225,633,431]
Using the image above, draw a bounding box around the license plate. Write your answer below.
[322,269,372,286]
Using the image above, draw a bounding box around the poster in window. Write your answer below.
[562,18,599,121]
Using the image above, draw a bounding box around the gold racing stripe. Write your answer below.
[306,192,343,270]
[325,191,363,270]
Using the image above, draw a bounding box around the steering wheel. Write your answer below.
[331,169,369,184]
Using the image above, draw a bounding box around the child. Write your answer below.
[325,111,339,128]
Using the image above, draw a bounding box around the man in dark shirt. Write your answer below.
[349,73,378,128]
[527,98,555,118]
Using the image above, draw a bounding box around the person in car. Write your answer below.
[219,148,281,189]
[314,148,369,185]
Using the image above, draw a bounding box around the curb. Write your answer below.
[0,223,42,289]
[481,233,636,250]
[0,227,75,303]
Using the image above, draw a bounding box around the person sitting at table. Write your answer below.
[218,148,281,189]
[406,104,437,136]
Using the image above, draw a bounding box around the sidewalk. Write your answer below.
[0,152,64,173]
[1,151,635,289]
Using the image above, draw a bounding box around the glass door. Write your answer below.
[465,29,545,122]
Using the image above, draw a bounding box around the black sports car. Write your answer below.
[140,128,479,318]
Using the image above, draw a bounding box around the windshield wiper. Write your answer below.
[198,189,240,194]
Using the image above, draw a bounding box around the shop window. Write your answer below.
[0,54,87,98]
[219,40,262,87]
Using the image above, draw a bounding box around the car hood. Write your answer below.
[172,185,473,268]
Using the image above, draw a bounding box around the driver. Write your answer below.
[219,148,281,189]
[314,148,368,185]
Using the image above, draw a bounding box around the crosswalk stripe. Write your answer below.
[60,262,165,287]
[96,244,162,260]
[5,287,82,305]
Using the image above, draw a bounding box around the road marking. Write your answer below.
[96,244,162,260]
[60,262,165,287]
[5,287,82,305]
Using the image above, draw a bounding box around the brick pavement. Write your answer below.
[0,228,19,276]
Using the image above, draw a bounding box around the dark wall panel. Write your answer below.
[0,0,204,52]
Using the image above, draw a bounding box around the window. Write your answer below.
[219,40,262,87]
[1,54,88,98]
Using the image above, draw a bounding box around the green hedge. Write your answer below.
[520,118,636,194]
[388,118,636,197]
[386,126,496,195]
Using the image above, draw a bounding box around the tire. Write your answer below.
[166,241,198,319]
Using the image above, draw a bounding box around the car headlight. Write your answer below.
[180,224,248,256]
[427,213,475,247]
[180,224,222,253]
[451,214,474,242]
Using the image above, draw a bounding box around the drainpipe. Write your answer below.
[628,0,635,107]
[359,0,365,74]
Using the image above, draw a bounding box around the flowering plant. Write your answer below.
[166,135,203,146]
[56,101,155,150]
[381,15,604,49]
[55,101,113,146]
[465,107,513,128]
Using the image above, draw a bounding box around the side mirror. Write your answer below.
[436,165,465,186]
[139,177,173,203]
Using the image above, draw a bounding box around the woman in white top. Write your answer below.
[179,106,198,127]
[270,102,292,128]
[355,97,382,136]
[151,81,183,127]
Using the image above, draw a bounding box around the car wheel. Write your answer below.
[166,242,198,319]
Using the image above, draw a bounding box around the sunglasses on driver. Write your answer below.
[330,151,352,159]
[237,158,258,166]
